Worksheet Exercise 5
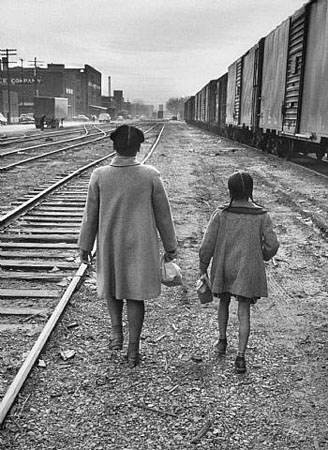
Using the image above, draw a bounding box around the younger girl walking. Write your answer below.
[199,171,279,373]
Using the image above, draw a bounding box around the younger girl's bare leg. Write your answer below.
[237,298,251,356]
[106,296,124,349]
[216,294,231,354]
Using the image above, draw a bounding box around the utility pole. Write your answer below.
[28,57,44,98]
[20,58,24,113]
[0,48,17,124]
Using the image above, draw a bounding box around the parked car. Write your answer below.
[72,115,90,122]
[19,113,35,124]
[0,113,8,125]
[98,113,111,123]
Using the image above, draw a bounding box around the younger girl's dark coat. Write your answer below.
[199,203,279,298]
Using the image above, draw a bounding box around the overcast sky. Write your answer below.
[1,0,307,107]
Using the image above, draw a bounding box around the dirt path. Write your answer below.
[1,122,327,449]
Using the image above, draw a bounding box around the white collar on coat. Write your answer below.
[110,155,141,167]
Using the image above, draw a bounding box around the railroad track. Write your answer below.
[0,125,114,171]
[0,122,156,215]
[0,123,165,424]
[0,124,92,149]
[290,152,328,178]
[223,135,328,237]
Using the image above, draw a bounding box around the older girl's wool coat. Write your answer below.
[199,203,279,298]
[78,156,177,301]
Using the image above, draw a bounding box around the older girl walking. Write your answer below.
[79,125,177,367]
[199,171,279,373]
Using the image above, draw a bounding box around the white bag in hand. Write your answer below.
[160,255,183,287]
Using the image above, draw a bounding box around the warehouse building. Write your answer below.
[0,62,102,122]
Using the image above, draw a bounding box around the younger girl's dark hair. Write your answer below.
[228,171,254,203]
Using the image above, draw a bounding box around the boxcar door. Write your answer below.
[234,59,243,125]
[251,39,264,131]
[282,6,308,134]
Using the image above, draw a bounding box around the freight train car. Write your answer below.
[225,40,264,146]
[185,0,328,160]
[184,95,195,124]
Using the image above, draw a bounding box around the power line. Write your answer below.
[28,57,44,97]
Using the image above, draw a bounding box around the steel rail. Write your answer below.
[0,122,151,170]
[0,124,102,147]
[0,127,110,172]
[0,123,160,229]
[0,124,115,157]
[0,123,165,425]
[0,151,114,230]
[0,126,91,157]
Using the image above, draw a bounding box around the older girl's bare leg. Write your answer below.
[106,296,124,350]
[218,294,231,340]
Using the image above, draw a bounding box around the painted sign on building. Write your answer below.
[0,78,42,85]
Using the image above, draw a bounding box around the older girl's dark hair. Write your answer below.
[228,171,254,202]
[110,125,144,156]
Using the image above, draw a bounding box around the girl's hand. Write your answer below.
[79,249,92,265]
[164,249,177,262]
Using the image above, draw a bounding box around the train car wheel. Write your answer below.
[270,138,279,156]
[284,140,293,161]
[316,147,326,160]
[271,137,284,157]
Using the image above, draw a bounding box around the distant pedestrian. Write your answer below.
[78,125,177,367]
[199,171,279,373]
[40,115,46,131]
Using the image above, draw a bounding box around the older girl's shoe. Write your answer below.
[126,342,141,368]
[109,327,123,351]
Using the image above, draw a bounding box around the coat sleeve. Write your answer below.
[151,173,177,252]
[199,211,220,272]
[78,171,100,252]
[262,213,279,261]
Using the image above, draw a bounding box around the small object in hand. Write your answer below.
[196,274,213,304]
[160,255,182,287]
[79,249,92,265]
[164,249,178,262]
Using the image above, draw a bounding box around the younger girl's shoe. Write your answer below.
[235,356,246,373]
[215,338,227,355]
[109,340,123,351]
[109,333,123,351]
[127,353,141,368]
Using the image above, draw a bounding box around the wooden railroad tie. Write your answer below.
[0,289,60,298]
[0,260,77,269]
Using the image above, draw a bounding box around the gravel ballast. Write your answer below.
[1,122,328,449]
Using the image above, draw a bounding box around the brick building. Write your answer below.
[0,62,102,121]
